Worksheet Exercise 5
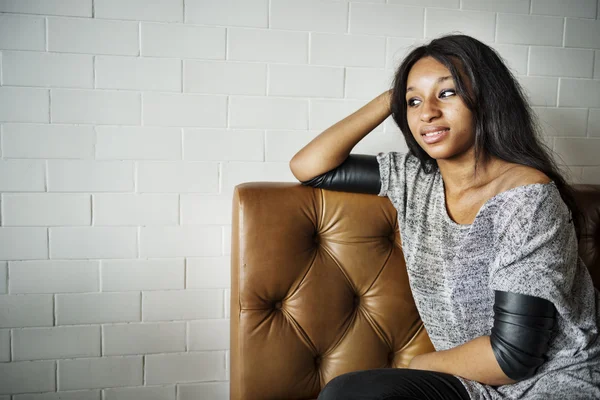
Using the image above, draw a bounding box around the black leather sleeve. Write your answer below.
[300,154,382,195]
[490,290,556,381]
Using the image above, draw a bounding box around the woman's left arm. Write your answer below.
[409,290,556,386]
[409,335,513,386]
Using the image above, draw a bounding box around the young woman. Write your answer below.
[289,34,600,400]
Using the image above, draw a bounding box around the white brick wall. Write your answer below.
[1,1,599,398]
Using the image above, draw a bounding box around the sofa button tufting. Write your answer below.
[388,233,395,243]
[313,234,320,244]
[274,301,282,309]
[353,295,360,307]
[314,355,321,366]
[388,352,395,361]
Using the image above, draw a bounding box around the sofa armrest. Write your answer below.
[230,182,434,400]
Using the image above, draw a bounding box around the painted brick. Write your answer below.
[96,56,181,92]
[0,0,92,17]
[229,96,308,130]
[533,107,588,137]
[229,28,308,64]
[142,93,226,127]
[95,0,183,22]
[186,0,268,27]
[529,47,594,78]
[0,87,48,123]
[181,194,233,225]
[310,98,385,131]
[265,130,318,163]
[582,167,600,184]
[311,32,386,68]
[2,51,93,88]
[101,259,184,292]
[103,322,185,355]
[139,226,222,258]
[426,8,495,42]
[354,3,422,38]
[58,357,142,391]
[142,289,223,321]
[13,326,101,360]
[565,18,600,49]
[3,194,91,226]
[51,89,141,125]
[0,294,53,328]
[184,60,266,95]
[96,126,181,160]
[48,17,138,55]
[9,260,98,294]
[386,37,421,70]
[0,227,48,261]
[50,227,137,259]
[56,292,141,325]
[497,14,564,46]
[141,23,225,59]
[559,78,600,108]
[491,44,528,76]
[0,14,45,51]
[220,161,297,195]
[461,0,530,13]
[104,386,175,400]
[186,257,231,289]
[554,138,600,166]
[188,319,229,350]
[14,391,100,400]
[137,161,218,193]
[47,160,134,192]
[223,225,231,256]
[145,352,226,385]
[0,329,9,362]
[0,160,46,192]
[183,129,263,161]
[94,194,178,226]
[345,68,393,100]
[271,0,346,33]
[388,0,458,7]
[589,109,600,137]
[268,64,344,98]
[2,123,95,159]
[531,0,597,18]
[517,76,558,107]
[0,262,6,294]
[178,382,229,400]
[0,361,55,395]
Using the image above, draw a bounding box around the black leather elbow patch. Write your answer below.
[490,290,556,381]
[300,154,381,195]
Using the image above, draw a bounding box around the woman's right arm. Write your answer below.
[289,90,393,185]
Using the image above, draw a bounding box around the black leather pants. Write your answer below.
[317,368,471,400]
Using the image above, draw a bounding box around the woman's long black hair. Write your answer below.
[390,34,584,240]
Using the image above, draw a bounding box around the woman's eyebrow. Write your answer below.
[406,75,453,93]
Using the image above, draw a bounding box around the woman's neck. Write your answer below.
[437,151,513,196]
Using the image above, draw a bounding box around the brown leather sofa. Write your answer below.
[230,182,600,400]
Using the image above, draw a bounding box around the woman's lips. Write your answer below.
[421,128,449,144]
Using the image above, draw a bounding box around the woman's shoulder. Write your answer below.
[494,163,552,194]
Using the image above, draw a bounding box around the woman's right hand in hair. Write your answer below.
[289,90,393,183]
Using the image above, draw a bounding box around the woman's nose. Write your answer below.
[420,99,441,122]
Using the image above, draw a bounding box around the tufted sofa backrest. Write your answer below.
[230,182,600,400]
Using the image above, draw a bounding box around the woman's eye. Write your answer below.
[440,89,455,98]
[407,98,421,107]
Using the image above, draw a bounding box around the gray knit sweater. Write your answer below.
[377,151,600,399]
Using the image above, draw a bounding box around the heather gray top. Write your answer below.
[377,151,600,400]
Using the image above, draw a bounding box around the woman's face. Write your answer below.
[405,56,475,161]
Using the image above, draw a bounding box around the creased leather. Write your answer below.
[490,290,556,381]
[300,154,381,195]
